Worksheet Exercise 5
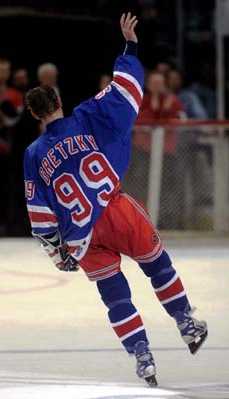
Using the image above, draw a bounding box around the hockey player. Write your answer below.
[24,13,207,386]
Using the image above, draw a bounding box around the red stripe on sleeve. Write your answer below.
[29,211,57,223]
[113,75,142,107]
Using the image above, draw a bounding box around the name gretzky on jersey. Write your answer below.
[24,50,144,247]
[39,134,99,186]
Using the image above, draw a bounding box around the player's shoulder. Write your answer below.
[26,116,76,152]
[72,96,97,124]
[24,134,43,161]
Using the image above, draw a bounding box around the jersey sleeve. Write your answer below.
[24,148,58,236]
[74,54,144,143]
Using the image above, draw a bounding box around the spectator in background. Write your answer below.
[10,68,39,235]
[13,68,29,96]
[125,71,184,229]
[10,105,39,235]
[37,63,60,95]
[0,58,23,118]
[167,69,208,119]
[98,73,111,91]
[37,63,60,133]
[190,63,216,119]
[0,57,24,234]
[167,69,212,227]
[135,71,184,154]
[155,61,171,77]
[139,0,159,20]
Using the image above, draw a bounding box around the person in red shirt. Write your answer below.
[0,59,23,124]
[135,70,184,153]
[125,70,185,228]
[13,68,30,96]
[0,58,24,233]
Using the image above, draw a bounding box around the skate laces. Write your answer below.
[137,352,152,362]
[189,306,197,315]
[135,341,155,364]
[134,341,155,379]
[135,341,150,357]
[176,306,206,337]
[175,306,196,326]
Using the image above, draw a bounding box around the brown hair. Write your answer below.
[26,86,59,119]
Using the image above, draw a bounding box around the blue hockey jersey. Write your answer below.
[24,53,144,260]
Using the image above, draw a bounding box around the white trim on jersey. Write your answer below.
[134,244,162,261]
[111,81,139,114]
[67,230,93,248]
[67,229,93,261]
[31,221,58,228]
[90,269,119,282]
[27,205,55,215]
[113,71,143,98]
[86,261,119,277]
[137,248,163,264]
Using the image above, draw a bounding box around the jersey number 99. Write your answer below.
[53,152,119,227]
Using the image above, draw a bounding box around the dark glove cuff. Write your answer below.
[124,41,138,56]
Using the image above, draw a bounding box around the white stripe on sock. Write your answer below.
[161,291,186,305]
[120,326,145,342]
[154,273,178,293]
[111,312,139,327]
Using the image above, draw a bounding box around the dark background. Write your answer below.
[0,0,220,235]
[0,0,216,113]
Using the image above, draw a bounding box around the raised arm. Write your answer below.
[73,12,144,143]
[121,12,138,46]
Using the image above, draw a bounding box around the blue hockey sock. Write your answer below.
[139,250,191,318]
[97,272,149,354]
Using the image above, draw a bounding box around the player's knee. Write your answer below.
[97,271,131,308]
[139,250,173,278]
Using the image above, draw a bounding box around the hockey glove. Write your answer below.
[34,232,79,272]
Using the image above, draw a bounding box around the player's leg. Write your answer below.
[120,193,208,354]
[138,250,207,354]
[97,271,157,386]
[79,237,157,386]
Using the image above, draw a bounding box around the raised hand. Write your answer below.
[120,12,138,43]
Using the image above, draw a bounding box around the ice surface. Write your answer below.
[0,237,228,399]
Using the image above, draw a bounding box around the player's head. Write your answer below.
[25,85,62,120]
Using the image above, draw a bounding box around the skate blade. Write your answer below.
[145,375,158,387]
[188,330,208,354]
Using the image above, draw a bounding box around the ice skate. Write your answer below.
[134,341,157,387]
[175,308,208,354]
